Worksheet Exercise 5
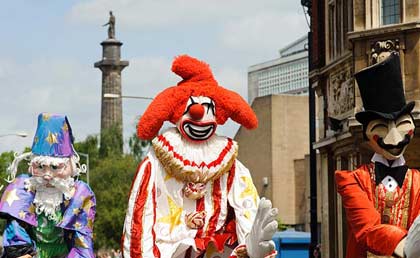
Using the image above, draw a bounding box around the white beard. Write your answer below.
[25,177,75,222]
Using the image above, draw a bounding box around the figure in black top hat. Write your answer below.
[335,52,420,258]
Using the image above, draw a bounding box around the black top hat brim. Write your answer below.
[355,101,415,125]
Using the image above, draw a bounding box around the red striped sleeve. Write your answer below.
[130,161,152,257]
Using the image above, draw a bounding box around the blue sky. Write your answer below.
[0,0,308,153]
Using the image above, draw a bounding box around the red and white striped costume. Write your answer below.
[122,128,260,258]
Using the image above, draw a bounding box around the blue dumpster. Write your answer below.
[272,229,311,258]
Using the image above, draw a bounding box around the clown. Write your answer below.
[122,55,278,258]
[0,113,96,258]
[335,52,420,257]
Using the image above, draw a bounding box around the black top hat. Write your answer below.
[355,52,415,125]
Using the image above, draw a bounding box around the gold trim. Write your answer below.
[153,141,237,184]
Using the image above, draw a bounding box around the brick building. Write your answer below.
[309,0,420,257]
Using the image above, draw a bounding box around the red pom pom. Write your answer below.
[172,55,214,82]
[189,104,205,120]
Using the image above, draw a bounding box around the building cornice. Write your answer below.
[348,22,420,41]
[319,52,352,75]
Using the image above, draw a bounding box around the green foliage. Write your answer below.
[277,218,288,231]
[128,132,151,161]
[99,124,123,158]
[89,155,137,249]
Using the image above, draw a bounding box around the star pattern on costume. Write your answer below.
[28,204,35,214]
[158,196,183,232]
[82,197,94,213]
[74,221,82,230]
[239,176,258,205]
[18,210,26,219]
[243,211,252,220]
[75,235,89,248]
[42,113,51,121]
[73,208,80,216]
[87,218,94,229]
[62,123,69,132]
[45,131,58,145]
[3,188,20,206]
[33,136,39,144]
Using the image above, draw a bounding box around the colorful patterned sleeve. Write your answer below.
[58,181,96,258]
[2,219,36,258]
[121,156,160,258]
[67,231,95,258]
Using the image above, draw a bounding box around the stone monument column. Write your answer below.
[95,12,129,153]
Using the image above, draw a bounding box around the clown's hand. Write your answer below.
[404,215,420,258]
[245,198,278,258]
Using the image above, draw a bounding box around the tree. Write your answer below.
[89,155,137,249]
[128,132,150,161]
[99,124,123,158]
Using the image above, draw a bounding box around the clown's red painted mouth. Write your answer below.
[181,120,217,141]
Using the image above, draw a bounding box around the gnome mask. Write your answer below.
[365,114,415,160]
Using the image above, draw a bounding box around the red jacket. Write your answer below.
[335,164,420,257]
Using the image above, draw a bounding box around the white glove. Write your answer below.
[245,198,278,258]
[404,215,420,258]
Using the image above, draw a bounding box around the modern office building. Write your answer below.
[248,35,309,103]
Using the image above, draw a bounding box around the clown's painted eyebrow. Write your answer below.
[183,97,197,115]
[397,119,412,127]
[202,100,215,115]
[370,123,388,132]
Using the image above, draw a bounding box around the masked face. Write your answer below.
[30,157,73,186]
[365,114,415,160]
[177,96,217,142]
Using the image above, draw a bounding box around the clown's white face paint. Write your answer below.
[177,96,217,142]
[366,114,415,160]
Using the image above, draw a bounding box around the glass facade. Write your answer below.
[381,0,400,25]
[256,59,308,97]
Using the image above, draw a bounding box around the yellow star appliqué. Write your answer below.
[75,236,89,248]
[42,113,51,121]
[239,176,258,205]
[87,218,94,229]
[73,208,80,215]
[82,197,94,214]
[18,210,26,219]
[45,131,58,145]
[28,204,36,214]
[62,123,69,132]
[74,222,82,230]
[158,196,183,232]
[3,188,20,206]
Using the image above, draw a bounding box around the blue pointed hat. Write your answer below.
[31,113,75,157]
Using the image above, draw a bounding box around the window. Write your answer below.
[381,0,400,25]
[328,0,353,61]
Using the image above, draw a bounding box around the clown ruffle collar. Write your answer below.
[152,127,238,183]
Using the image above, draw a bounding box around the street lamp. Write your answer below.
[78,152,89,184]
[103,93,153,100]
[0,132,28,138]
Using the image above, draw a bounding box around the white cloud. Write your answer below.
[220,12,308,54]
[67,0,306,31]
[0,58,100,153]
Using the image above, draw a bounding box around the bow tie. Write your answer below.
[374,162,408,187]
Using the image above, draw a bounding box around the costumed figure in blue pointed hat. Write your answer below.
[0,113,96,258]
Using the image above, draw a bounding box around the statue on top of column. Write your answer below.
[103,11,115,39]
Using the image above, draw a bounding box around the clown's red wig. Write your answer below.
[137,55,258,140]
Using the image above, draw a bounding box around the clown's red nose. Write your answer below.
[189,104,205,120]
